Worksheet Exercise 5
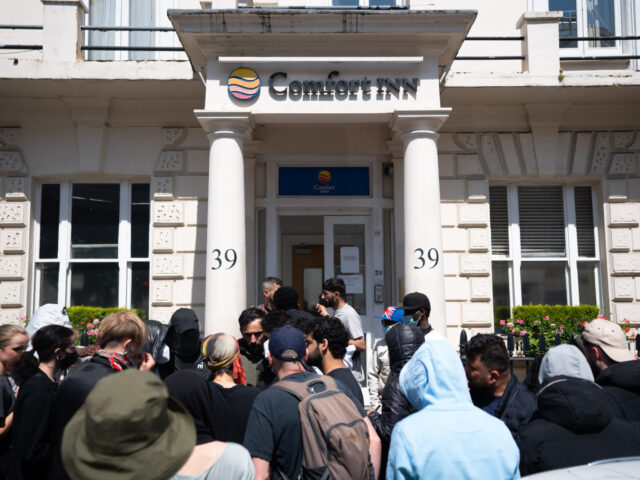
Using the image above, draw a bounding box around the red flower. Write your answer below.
[625,327,630,333]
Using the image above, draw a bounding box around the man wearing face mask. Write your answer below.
[47,310,154,480]
[400,292,445,341]
[158,308,209,380]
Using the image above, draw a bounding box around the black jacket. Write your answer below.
[596,360,640,421]
[369,325,424,446]
[472,375,536,439]
[518,375,640,476]
[46,355,118,480]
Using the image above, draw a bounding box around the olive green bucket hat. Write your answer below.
[62,369,195,480]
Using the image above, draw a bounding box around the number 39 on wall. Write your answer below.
[413,248,439,269]
[211,249,237,270]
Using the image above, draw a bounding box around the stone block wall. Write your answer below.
[0,128,29,325]
[149,128,209,326]
[438,140,493,347]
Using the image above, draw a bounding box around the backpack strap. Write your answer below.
[273,375,340,401]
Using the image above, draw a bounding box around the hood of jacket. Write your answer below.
[385,324,425,373]
[596,360,640,393]
[399,337,472,410]
[538,344,594,385]
[537,376,611,433]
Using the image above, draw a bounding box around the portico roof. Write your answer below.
[168,8,477,75]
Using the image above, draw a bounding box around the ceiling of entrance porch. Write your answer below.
[168,8,477,73]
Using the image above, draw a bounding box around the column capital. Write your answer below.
[195,111,254,139]
[390,109,451,140]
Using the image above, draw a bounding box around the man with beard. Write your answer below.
[305,317,364,407]
[464,333,535,437]
[158,308,207,380]
[316,277,365,383]
[238,307,274,389]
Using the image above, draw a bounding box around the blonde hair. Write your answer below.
[97,311,147,349]
[0,324,27,349]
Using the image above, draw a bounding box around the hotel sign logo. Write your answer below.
[228,67,261,101]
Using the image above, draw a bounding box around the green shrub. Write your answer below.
[494,305,511,332]
[66,306,146,345]
[499,305,600,356]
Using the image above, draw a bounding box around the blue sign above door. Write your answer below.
[278,167,370,196]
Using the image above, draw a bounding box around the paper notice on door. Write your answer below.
[338,274,363,294]
[340,246,359,273]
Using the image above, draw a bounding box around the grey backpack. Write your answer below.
[274,375,371,480]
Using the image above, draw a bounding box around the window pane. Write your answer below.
[575,186,595,257]
[521,261,568,305]
[333,0,358,6]
[492,262,511,329]
[131,262,149,316]
[88,0,116,60]
[550,0,578,48]
[489,186,509,256]
[129,0,155,60]
[334,224,366,316]
[131,184,150,258]
[369,0,396,5]
[71,184,119,259]
[38,263,59,305]
[39,184,60,259]
[519,186,565,257]
[70,263,118,307]
[578,261,598,305]
[587,0,616,48]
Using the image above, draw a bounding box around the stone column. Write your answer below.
[391,110,450,335]
[196,113,252,337]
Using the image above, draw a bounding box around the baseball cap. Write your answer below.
[577,318,635,363]
[400,292,431,313]
[170,308,200,334]
[269,325,306,362]
[375,306,405,323]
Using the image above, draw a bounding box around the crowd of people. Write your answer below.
[0,276,639,479]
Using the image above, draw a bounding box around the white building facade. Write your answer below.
[1,0,639,358]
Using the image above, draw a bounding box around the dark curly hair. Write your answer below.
[465,333,509,374]
[262,310,291,335]
[311,317,349,359]
[293,316,317,336]
[238,307,264,332]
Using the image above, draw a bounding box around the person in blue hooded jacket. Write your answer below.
[386,337,520,480]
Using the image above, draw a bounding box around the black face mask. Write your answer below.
[172,330,200,359]
[59,350,78,370]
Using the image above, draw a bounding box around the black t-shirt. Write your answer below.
[11,370,58,479]
[243,371,366,480]
[328,367,364,408]
[209,382,261,443]
[0,374,16,469]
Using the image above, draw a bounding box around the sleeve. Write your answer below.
[13,386,55,472]
[347,313,364,339]
[242,397,275,462]
[334,379,366,417]
[369,381,414,446]
[386,426,413,480]
[367,344,382,412]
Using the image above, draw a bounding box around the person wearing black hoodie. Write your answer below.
[576,318,640,421]
[368,323,424,476]
[518,344,640,476]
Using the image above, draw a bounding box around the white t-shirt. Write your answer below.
[335,303,365,383]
